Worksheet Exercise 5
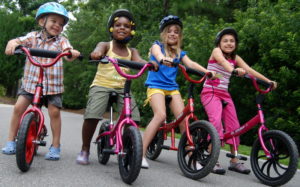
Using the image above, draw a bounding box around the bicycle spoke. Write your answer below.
[272,161,281,176]
[261,159,271,171]
[267,160,273,177]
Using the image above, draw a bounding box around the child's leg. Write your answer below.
[81,119,99,152]
[47,103,61,148]
[142,93,166,157]
[201,92,224,139]
[169,94,185,133]
[8,95,31,141]
[222,97,240,163]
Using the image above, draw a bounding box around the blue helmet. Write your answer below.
[159,15,183,32]
[35,2,69,25]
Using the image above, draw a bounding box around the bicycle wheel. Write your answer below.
[97,121,111,165]
[250,130,298,186]
[146,130,164,160]
[178,120,220,179]
[118,126,142,184]
[16,112,38,172]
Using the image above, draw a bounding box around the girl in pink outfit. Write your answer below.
[200,28,277,175]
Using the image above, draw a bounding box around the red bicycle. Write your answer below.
[221,74,298,186]
[14,46,81,172]
[146,64,220,179]
[90,57,154,184]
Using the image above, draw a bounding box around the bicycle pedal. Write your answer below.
[238,155,248,161]
[33,140,46,146]
[103,149,115,154]
[226,153,235,158]
[161,145,170,150]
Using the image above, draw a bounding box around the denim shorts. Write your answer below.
[18,88,62,108]
[84,86,140,121]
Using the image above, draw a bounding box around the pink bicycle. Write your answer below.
[222,74,298,186]
[14,46,82,172]
[91,57,154,184]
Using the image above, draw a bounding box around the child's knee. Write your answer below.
[154,112,166,123]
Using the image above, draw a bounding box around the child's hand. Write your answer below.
[70,49,81,59]
[233,68,246,76]
[161,57,173,67]
[90,51,104,60]
[270,81,278,90]
[5,39,19,55]
[149,61,159,71]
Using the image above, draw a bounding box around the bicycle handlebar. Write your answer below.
[14,46,83,67]
[244,74,273,94]
[92,57,154,80]
[178,64,210,84]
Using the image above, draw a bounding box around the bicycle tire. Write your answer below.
[250,130,298,186]
[118,126,142,184]
[16,112,38,172]
[97,121,111,165]
[146,129,164,160]
[177,120,220,179]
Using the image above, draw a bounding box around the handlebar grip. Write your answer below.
[29,48,61,58]
[244,74,271,88]
[116,59,144,70]
[185,66,205,77]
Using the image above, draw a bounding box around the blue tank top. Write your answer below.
[145,41,186,90]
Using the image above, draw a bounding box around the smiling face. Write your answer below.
[165,24,180,46]
[111,16,132,41]
[219,34,236,54]
[39,14,64,36]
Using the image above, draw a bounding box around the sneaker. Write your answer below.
[45,145,60,161]
[228,161,251,174]
[141,157,149,169]
[212,162,226,175]
[2,141,16,155]
[76,151,90,165]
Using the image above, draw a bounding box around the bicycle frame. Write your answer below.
[223,74,273,158]
[95,57,153,154]
[17,46,71,143]
[157,64,209,150]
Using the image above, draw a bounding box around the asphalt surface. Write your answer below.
[0,104,299,187]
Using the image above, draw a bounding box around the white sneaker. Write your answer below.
[141,157,149,169]
[195,162,203,170]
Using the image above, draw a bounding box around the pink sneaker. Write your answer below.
[76,151,90,165]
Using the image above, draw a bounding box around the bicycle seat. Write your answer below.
[108,91,118,106]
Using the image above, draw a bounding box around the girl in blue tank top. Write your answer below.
[141,15,215,169]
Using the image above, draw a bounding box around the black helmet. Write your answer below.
[215,27,238,46]
[159,15,183,32]
[107,9,136,36]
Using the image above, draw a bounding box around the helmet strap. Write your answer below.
[114,36,132,44]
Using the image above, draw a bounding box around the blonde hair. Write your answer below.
[160,24,182,58]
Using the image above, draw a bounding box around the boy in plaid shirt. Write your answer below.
[2,2,80,160]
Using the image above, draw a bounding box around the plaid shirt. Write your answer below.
[18,31,72,95]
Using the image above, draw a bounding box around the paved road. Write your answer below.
[0,104,299,187]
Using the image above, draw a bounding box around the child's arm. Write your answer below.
[131,48,158,71]
[5,39,22,55]
[150,44,173,67]
[182,55,216,78]
[182,55,208,73]
[90,42,108,60]
[236,55,277,89]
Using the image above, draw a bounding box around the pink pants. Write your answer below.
[201,87,240,146]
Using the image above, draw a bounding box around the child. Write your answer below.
[141,15,215,168]
[200,27,277,174]
[76,9,155,165]
[2,2,81,160]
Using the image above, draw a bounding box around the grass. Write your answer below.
[140,127,300,169]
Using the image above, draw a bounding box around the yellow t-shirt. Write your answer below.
[91,41,131,88]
